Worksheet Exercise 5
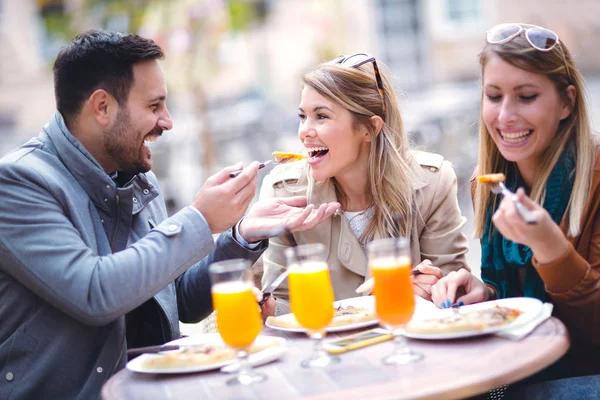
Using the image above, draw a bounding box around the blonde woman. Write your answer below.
[260,54,469,317]
[432,24,600,378]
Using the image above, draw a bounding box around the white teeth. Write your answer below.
[500,130,531,143]
[306,146,328,152]
[144,136,158,143]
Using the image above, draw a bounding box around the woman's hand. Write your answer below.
[239,196,340,243]
[430,269,495,308]
[355,259,443,299]
[253,287,276,321]
[492,188,569,264]
[260,295,276,320]
[411,259,444,301]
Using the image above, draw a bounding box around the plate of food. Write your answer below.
[265,296,378,333]
[403,297,544,340]
[126,334,287,374]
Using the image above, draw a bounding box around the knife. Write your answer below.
[258,270,289,307]
[127,344,187,357]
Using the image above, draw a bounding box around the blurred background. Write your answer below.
[2,0,600,272]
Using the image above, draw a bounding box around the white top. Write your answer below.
[344,206,375,251]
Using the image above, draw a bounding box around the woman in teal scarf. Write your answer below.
[432,23,600,379]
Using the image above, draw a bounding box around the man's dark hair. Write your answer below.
[53,29,164,123]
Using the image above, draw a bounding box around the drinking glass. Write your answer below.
[367,237,423,365]
[209,258,266,385]
[285,243,340,368]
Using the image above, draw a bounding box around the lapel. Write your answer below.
[336,213,368,277]
[303,178,369,278]
[293,179,335,256]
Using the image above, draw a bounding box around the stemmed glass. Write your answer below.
[285,243,341,368]
[209,258,266,385]
[367,237,423,365]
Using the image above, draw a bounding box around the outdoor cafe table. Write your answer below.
[101,317,569,400]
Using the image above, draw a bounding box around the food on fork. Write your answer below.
[405,304,522,335]
[139,337,281,369]
[266,305,376,329]
[477,173,506,184]
[477,172,538,224]
[272,151,306,163]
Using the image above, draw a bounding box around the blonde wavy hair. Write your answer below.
[301,59,420,241]
[474,31,595,238]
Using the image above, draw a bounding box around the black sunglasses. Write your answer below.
[330,53,386,112]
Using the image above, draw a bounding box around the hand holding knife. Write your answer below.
[258,269,289,307]
[356,268,422,294]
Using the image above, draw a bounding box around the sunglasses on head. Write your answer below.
[330,53,386,112]
[486,23,559,52]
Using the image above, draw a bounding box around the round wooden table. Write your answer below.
[101,317,569,400]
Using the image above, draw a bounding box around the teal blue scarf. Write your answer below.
[481,150,575,301]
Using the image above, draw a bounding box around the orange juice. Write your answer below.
[212,281,262,349]
[288,261,334,331]
[371,256,415,327]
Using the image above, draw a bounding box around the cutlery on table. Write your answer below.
[127,344,204,357]
[219,346,288,373]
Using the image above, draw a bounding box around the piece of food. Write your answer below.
[139,338,280,370]
[272,151,306,163]
[405,305,522,335]
[266,305,376,329]
[477,173,506,184]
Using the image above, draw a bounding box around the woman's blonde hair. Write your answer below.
[474,31,595,238]
[301,59,419,241]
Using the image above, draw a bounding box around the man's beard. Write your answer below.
[104,108,157,174]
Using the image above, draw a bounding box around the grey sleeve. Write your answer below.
[175,228,268,323]
[0,163,216,326]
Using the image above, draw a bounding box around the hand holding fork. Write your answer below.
[478,174,537,224]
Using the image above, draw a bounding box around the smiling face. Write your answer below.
[482,54,571,172]
[297,85,371,183]
[103,60,172,173]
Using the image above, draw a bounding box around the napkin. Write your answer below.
[496,302,553,340]
[219,346,288,373]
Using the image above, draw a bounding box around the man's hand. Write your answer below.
[191,162,260,233]
[238,196,341,243]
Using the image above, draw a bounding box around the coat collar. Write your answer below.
[43,112,158,214]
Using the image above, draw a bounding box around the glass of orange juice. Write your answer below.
[285,243,340,368]
[367,238,423,365]
[209,258,266,385]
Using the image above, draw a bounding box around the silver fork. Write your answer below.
[449,302,461,315]
[490,182,538,225]
[229,160,273,178]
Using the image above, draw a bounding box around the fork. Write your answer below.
[450,302,461,315]
[229,160,273,178]
[490,182,538,225]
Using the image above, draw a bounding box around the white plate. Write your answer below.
[265,296,379,333]
[402,297,544,340]
[126,334,287,374]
